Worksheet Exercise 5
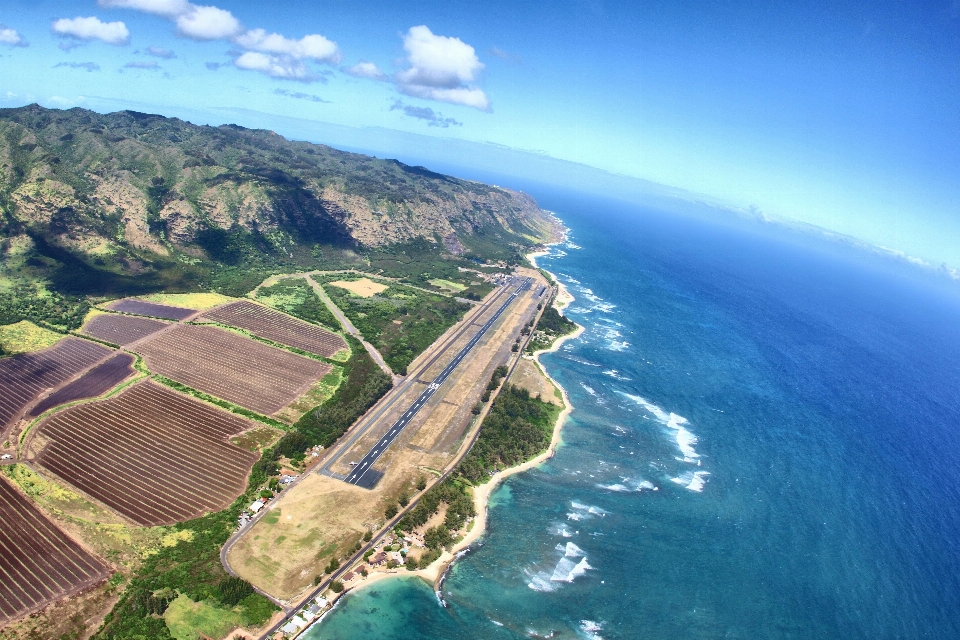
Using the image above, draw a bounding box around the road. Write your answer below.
[344,277,531,488]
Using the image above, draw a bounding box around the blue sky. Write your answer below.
[2,0,960,267]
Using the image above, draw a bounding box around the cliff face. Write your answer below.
[0,105,561,288]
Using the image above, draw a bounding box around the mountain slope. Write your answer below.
[0,105,560,311]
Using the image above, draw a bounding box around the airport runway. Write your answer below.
[344,277,531,488]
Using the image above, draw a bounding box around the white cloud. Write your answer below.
[52,16,130,46]
[98,0,340,80]
[98,0,190,18]
[176,5,241,40]
[233,51,314,80]
[394,26,489,111]
[236,29,340,63]
[0,26,26,47]
[346,61,386,80]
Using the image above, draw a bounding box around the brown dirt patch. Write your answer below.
[328,278,388,298]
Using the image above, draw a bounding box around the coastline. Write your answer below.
[314,245,580,610]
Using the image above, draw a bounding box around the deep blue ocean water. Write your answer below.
[305,192,960,639]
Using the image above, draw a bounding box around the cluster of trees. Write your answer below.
[0,284,89,331]
[457,384,554,484]
[526,304,578,352]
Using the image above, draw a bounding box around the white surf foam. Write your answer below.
[554,541,584,557]
[580,620,605,640]
[550,556,593,582]
[527,571,559,592]
[602,369,630,381]
[581,384,597,396]
[620,392,702,463]
[670,470,710,492]
[567,512,586,521]
[607,340,629,351]
[549,522,575,537]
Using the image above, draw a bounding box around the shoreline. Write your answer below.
[313,244,580,611]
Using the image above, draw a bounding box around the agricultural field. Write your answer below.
[80,313,170,346]
[134,324,331,415]
[106,299,197,321]
[28,353,137,418]
[0,337,113,433]
[254,277,340,331]
[0,475,111,625]
[199,300,347,359]
[29,380,259,526]
[319,276,472,375]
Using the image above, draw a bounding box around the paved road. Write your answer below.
[344,277,531,488]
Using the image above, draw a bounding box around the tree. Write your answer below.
[385,504,398,519]
[398,492,409,507]
[416,475,427,491]
[363,530,372,542]
[330,580,344,593]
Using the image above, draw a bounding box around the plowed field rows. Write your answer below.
[0,476,110,624]
[80,313,170,346]
[107,299,196,321]
[32,381,259,526]
[133,324,331,415]
[0,338,113,430]
[28,353,136,418]
[200,300,346,358]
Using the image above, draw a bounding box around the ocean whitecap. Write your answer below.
[580,620,605,640]
[527,571,560,592]
[571,501,609,516]
[551,556,593,583]
[670,470,710,492]
[549,522,576,537]
[607,339,629,351]
[620,393,702,462]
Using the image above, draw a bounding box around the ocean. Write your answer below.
[303,190,960,639]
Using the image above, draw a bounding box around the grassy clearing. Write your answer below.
[275,366,344,424]
[163,594,244,640]
[428,278,467,292]
[140,292,236,310]
[0,320,63,355]
[231,426,283,453]
[328,277,388,297]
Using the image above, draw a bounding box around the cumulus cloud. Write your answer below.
[233,51,316,80]
[0,26,27,47]
[125,60,160,69]
[235,29,339,62]
[390,99,462,128]
[345,60,386,80]
[395,25,489,111]
[176,5,241,40]
[52,16,130,45]
[54,61,101,72]
[100,0,339,80]
[146,45,175,58]
[274,88,330,103]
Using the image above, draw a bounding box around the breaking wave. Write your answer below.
[580,620,605,640]
[671,470,710,492]
[620,393,702,463]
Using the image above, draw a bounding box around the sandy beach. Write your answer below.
[323,247,580,603]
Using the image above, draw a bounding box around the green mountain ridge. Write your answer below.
[0,105,560,326]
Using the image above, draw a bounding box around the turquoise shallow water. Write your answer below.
[306,191,960,639]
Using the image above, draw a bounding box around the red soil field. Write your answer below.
[0,338,113,432]
[28,353,136,418]
[0,476,110,624]
[31,380,259,526]
[201,300,347,358]
[133,324,331,415]
[106,299,196,321]
[80,313,170,346]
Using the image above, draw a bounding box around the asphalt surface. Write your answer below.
[344,277,532,488]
